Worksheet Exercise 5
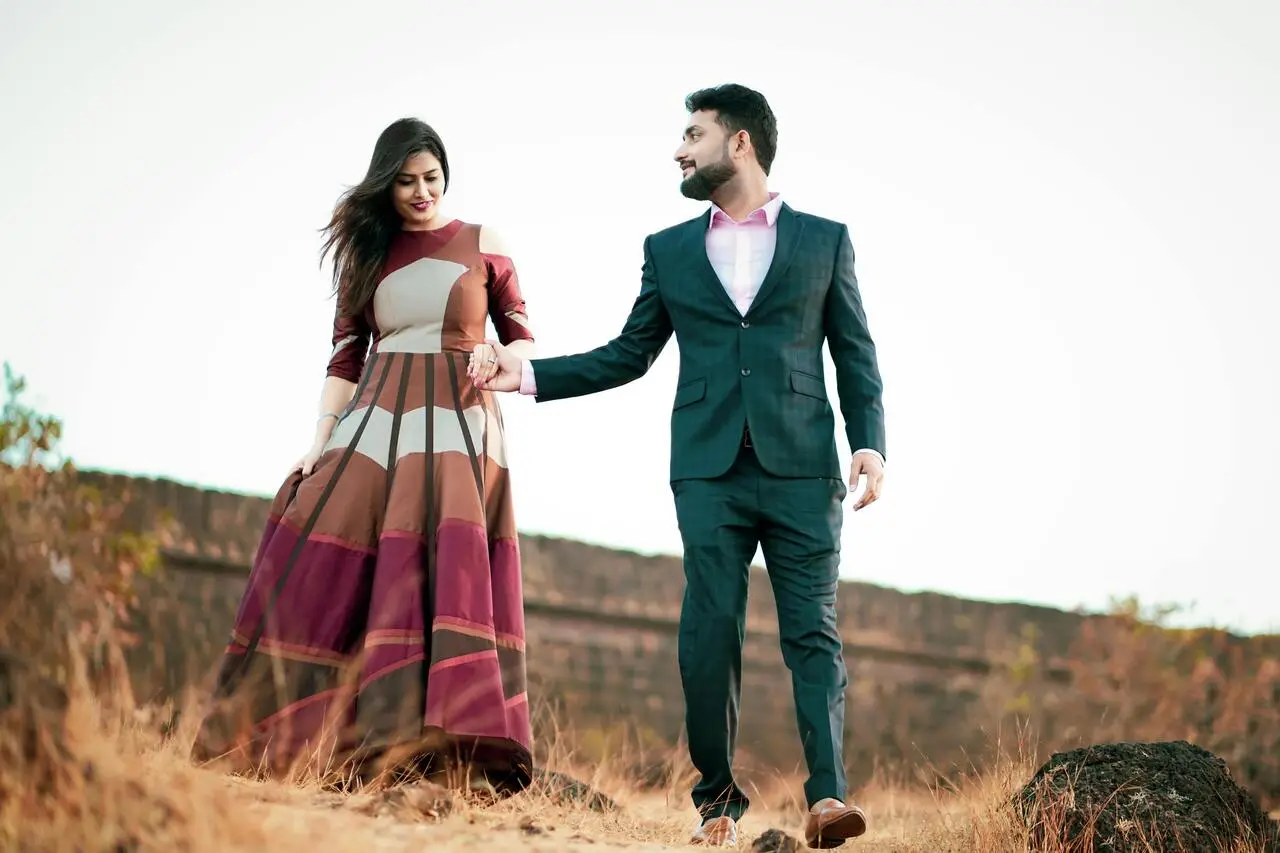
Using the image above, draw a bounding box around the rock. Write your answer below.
[518,815,546,835]
[348,780,453,820]
[528,767,618,812]
[750,827,801,853]
[1015,740,1279,853]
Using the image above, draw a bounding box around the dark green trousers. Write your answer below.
[672,441,850,821]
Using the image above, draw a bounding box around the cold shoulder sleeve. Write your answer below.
[326,301,372,382]
[479,225,535,346]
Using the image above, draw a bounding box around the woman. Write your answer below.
[190,117,535,793]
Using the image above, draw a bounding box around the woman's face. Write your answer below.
[392,151,446,229]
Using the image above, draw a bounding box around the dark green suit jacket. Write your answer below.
[529,203,886,482]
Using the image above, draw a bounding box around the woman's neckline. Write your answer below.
[400,218,463,238]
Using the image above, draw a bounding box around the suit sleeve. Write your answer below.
[825,224,886,459]
[528,235,673,402]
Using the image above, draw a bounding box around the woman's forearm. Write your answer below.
[313,375,358,445]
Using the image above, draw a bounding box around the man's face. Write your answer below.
[674,109,736,200]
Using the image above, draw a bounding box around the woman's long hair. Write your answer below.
[320,118,450,315]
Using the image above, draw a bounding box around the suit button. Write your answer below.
[741,368,751,376]
[741,320,750,328]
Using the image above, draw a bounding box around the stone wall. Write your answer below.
[75,471,1219,791]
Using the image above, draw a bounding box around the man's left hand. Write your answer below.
[849,452,884,511]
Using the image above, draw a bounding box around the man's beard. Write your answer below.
[680,154,735,201]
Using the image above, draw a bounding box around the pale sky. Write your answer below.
[3,0,1277,635]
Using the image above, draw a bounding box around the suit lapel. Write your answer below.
[680,210,740,315]
[748,203,803,316]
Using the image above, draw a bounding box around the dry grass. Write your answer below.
[5,669,1273,853]
[0,670,960,852]
[2,368,1277,851]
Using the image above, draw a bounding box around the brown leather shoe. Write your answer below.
[690,815,738,846]
[804,798,867,848]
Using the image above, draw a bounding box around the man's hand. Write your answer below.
[469,340,522,392]
[849,452,884,511]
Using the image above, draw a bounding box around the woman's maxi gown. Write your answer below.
[191,220,535,788]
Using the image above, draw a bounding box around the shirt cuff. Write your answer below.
[519,359,537,395]
[853,448,885,466]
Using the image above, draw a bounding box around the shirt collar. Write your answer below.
[709,191,783,227]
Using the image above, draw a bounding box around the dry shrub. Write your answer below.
[0,364,258,851]
[0,364,171,697]
[1060,597,1280,810]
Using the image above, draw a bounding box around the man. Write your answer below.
[474,84,886,848]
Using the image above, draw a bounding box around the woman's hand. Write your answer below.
[292,436,328,477]
[468,342,501,385]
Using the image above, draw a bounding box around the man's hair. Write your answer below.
[685,84,778,175]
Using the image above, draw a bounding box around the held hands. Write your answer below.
[849,451,884,511]
[468,340,521,392]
